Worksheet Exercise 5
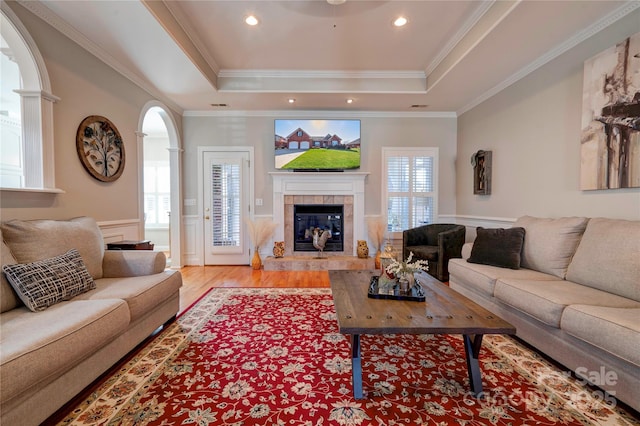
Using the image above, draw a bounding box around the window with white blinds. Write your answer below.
[211,163,241,247]
[383,148,438,233]
[143,163,170,227]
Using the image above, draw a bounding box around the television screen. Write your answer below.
[274,119,361,170]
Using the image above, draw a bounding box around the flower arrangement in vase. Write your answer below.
[385,251,429,291]
[245,218,278,270]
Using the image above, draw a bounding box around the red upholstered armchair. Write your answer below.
[402,224,466,282]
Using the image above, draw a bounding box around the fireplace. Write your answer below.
[270,172,368,257]
[293,204,344,252]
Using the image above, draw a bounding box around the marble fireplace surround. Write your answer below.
[270,172,368,257]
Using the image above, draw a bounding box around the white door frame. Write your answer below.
[196,146,255,265]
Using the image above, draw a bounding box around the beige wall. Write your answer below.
[182,114,458,218]
[457,9,640,221]
[0,2,182,223]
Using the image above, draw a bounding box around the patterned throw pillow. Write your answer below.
[2,249,95,312]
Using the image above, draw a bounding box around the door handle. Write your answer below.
[205,216,210,220]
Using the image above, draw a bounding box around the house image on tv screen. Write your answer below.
[274,119,361,170]
[275,128,361,150]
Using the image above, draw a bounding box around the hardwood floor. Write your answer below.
[178,266,331,314]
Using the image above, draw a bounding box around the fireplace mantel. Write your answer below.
[270,172,368,256]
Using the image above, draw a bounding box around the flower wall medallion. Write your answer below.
[76,115,125,182]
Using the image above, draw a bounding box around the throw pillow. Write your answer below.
[2,249,96,312]
[467,227,526,269]
[513,216,589,279]
[0,217,105,279]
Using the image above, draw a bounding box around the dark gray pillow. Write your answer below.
[2,249,95,311]
[467,227,526,269]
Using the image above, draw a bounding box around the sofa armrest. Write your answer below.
[437,226,465,258]
[102,250,167,277]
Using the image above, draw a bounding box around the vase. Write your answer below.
[398,275,410,293]
[251,250,262,270]
[272,241,285,258]
[403,272,415,291]
[357,240,369,258]
[374,249,381,269]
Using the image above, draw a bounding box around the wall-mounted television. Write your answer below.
[274,119,361,171]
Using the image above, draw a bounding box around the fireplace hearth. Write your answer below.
[293,204,343,252]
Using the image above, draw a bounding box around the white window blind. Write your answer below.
[211,163,241,247]
[384,148,438,233]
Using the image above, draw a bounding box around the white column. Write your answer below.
[16,90,59,188]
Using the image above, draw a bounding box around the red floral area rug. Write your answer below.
[57,288,639,425]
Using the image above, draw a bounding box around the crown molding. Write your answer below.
[457,0,640,115]
[17,0,184,115]
[425,0,495,76]
[218,69,426,79]
[217,70,427,94]
[183,110,456,119]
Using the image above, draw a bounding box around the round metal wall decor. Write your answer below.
[76,115,125,182]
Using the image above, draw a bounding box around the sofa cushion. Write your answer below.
[513,216,589,279]
[1,235,22,313]
[0,217,105,279]
[448,258,557,297]
[494,278,640,328]
[561,305,640,366]
[75,270,182,322]
[565,218,640,302]
[468,227,525,269]
[2,249,95,312]
[0,299,129,405]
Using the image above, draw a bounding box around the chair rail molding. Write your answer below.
[440,215,517,242]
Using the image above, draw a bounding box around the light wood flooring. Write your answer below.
[178,266,331,314]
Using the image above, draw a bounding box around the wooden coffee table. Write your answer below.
[329,270,516,399]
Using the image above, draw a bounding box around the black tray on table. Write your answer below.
[368,275,426,302]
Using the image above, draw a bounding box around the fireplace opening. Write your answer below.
[294,204,344,252]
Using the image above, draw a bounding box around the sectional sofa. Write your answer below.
[0,217,182,425]
[448,216,639,412]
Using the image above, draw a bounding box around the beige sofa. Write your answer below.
[449,216,639,412]
[0,217,182,425]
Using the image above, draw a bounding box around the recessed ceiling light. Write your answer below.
[346,98,354,104]
[394,16,408,27]
[245,15,259,26]
[288,98,296,104]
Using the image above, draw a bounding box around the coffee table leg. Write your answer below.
[351,334,364,399]
[463,334,484,396]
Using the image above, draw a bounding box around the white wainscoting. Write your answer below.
[98,219,141,244]
[440,215,516,242]
[175,214,519,266]
[183,215,200,266]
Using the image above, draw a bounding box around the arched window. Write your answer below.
[0,4,59,191]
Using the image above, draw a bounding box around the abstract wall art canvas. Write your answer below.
[580,32,640,190]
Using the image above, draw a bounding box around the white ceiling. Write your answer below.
[18,0,640,115]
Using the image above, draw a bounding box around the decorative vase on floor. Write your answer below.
[251,249,262,270]
[374,249,381,269]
